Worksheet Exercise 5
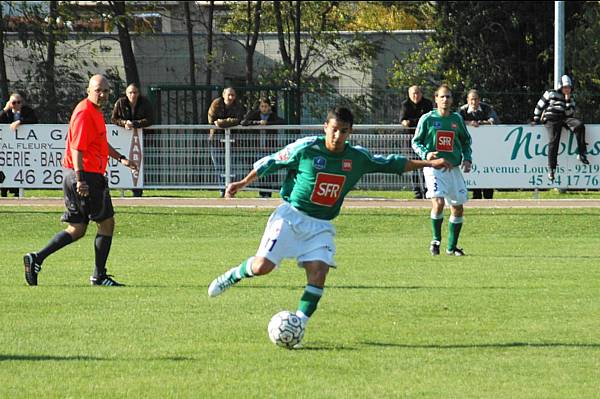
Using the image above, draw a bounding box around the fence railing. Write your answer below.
[143,124,421,191]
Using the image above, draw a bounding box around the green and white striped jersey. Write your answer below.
[254,136,408,220]
[412,109,472,167]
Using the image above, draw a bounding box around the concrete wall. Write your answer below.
[3,31,428,93]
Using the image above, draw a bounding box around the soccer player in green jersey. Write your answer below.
[412,84,473,256]
[207,107,450,341]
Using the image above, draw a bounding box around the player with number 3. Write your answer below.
[412,84,473,257]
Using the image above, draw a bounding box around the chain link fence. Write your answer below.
[142,125,422,192]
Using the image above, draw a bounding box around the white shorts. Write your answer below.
[423,166,469,206]
[256,202,336,268]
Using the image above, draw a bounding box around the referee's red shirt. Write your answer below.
[62,99,109,174]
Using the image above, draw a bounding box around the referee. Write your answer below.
[23,75,138,286]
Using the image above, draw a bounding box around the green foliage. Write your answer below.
[566,2,600,121]
[2,206,600,397]
[387,2,589,123]
[221,1,435,33]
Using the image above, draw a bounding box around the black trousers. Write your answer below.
[472,188,494,199]
[545,118,587,170]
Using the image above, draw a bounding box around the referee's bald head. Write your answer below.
[87,74,110,107]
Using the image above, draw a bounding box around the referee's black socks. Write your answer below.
[36,231,74,264]
[94,234,113,277]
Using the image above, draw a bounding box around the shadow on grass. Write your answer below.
[0,354,195,362]
[299,343,358,351]
[362,341,600,349]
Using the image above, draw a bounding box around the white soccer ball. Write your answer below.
[267,310,305,349]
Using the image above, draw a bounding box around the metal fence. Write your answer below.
[143,125,421,192]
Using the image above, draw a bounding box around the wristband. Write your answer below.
[119,155,127,162]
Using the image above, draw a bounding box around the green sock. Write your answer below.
[228,257,254,283]
[297,284,324,323]
[431,211,443,242]
[448,216,464,251]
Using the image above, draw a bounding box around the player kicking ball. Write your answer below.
[207,106,451,337]
[412,84,473,256]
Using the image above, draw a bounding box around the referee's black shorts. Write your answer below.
[61,169,114,224]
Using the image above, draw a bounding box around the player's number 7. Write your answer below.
[266,239,278,252]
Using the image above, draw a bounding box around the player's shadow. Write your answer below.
[299,342,358,351]
[0,354,195,362]
[361,341,600,350]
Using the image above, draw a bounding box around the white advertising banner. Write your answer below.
[467,124,599,189]
[0,124,143,189]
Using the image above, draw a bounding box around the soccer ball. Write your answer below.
[267,310,305,349]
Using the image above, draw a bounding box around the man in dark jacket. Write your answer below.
[1,93,39,197]
[111,83,153,197]
[459,89,499,199]
[207,88,245,197]
[532,75,589,182]
[399,85,433,199]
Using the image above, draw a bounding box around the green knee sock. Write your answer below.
[228,257,255,283]
[296,284,324,325]
[448,216,464,251]
[431,211,443,242]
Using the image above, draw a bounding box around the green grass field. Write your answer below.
[2,205,600,398]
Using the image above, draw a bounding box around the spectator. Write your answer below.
[207,87,245,197]
[0,93,39,197]
[399,85,433,199]
[241,97,285,198]
[111,83,153,197]
[459,89,499,199]
[532,75,589,182]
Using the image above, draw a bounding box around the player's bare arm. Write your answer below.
[108,144,138,171]
[405,158,452,172]
[461,160,472,173]
[225,169,259,198]
[426,151,439,160]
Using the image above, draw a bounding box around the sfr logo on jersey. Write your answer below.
[436,130,455,152]
[310,173,346,207]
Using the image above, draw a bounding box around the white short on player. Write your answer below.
[423,166,468,206]
[256,202,336,268]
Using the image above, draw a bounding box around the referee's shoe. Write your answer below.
[90,275,125,286]
[23,253,41,286]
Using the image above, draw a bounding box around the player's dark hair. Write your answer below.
[326,107,354,126]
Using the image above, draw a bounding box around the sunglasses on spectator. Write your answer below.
[437,95,452,98]
[11,101,21,104]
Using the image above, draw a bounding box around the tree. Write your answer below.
[0,4,9,101]
[243,0,262,87]
[565,2,600,122]
[183,1,199,123]
[107,1,140,87]
[388,1,585,123]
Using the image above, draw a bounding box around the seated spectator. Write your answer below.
[111,83,153,197]
[399,85,433,199]
[241,97,285,198]
[0,93,38,197]
[459,89,499,199]
[208,87,245,197]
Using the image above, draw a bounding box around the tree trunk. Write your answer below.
[44,1,58,123]
[292,1,302,123]
[110,1,140,87]
[204,0,214,123]
[245,1,262,87]
[183,1,198,123]
[0,5,9,102]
